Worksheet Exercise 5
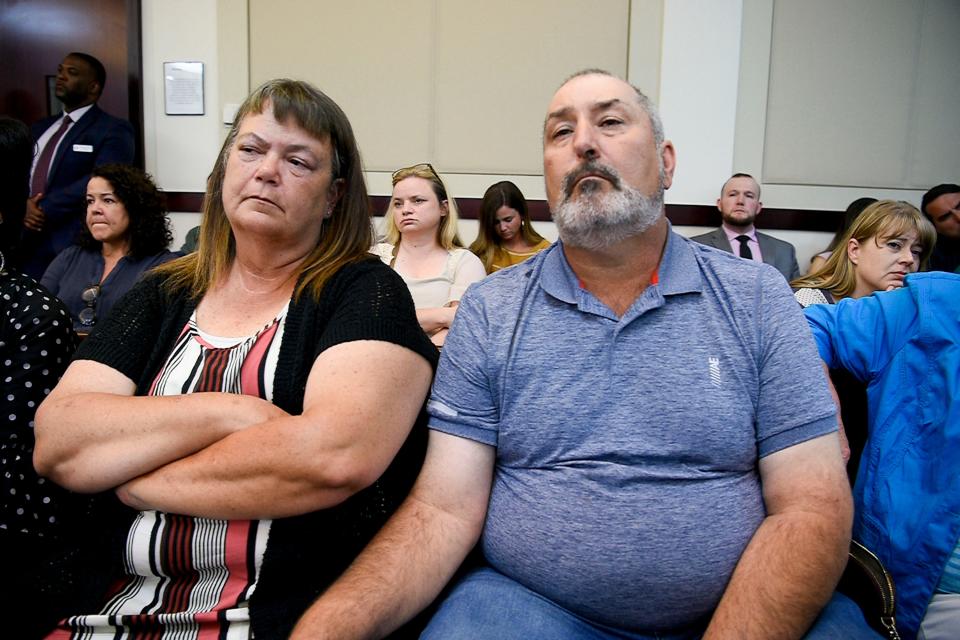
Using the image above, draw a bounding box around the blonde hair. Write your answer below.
[382,163,463,250]
[791,200,937,299]
[154,79,374,300]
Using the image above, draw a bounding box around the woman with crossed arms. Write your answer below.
[34,79,435,639]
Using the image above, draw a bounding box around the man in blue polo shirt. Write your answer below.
[292,70,877,639]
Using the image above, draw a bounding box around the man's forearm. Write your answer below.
[290,494,481,640]
[703,508,850,639]
[291,433,495,639]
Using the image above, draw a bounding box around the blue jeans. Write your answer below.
[421,567,882,640]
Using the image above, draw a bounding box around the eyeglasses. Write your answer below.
[392,162,440,182]
[78,284,100,326]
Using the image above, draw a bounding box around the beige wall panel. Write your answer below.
[434,0,629,175]
[249,0,434,171]
[763,0,920,187]
[628,0,663,102]
[908,0,960,185]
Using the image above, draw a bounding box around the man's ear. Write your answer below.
[660,140,677,190]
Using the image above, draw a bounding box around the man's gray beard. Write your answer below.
[553,181,664,251]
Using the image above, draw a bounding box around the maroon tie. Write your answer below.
[31,114,72,195]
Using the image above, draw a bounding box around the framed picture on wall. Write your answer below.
[46,75,64,116]
[163,61,204,115]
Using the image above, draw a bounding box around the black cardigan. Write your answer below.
[75,256,438,638]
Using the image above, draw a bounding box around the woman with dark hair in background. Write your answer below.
[469,180,550,273]
[808,197,877,274]
[41,163,179,332]
[0,117,105,637]
[33,79,435,638]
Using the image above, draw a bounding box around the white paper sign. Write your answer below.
[164,62,204,115]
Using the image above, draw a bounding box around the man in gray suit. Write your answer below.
[691,173,800,281]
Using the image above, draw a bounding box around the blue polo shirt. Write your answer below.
[428,228,836,633]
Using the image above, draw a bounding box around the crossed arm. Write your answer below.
[34,339,432,519]
[416,252,486,346]
[416,303,458,346]
[290,430,496,639]
[704,432,853,639]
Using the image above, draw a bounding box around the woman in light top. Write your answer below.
[469,180,550,274]
[374,163,486,346]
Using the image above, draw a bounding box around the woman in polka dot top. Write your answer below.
[0,116,106,637]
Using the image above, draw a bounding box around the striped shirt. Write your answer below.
[49,306,287,639]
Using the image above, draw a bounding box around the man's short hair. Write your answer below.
[67,51,107,95]
[921,183,960,218]
[554,69,665,148]
[722,172,761,199]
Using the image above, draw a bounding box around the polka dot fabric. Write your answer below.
[1,269,77,536]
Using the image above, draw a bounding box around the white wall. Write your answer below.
[658,0,743,206]
[142,0,221,247]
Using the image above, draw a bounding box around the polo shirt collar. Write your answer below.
[540,221,703,306]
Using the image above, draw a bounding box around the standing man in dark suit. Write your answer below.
[691,173,800,281]
[18,52,135,279]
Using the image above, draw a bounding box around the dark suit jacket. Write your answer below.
[20,105,135,278]
[689,228,800,281]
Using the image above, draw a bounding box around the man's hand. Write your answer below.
[24,194,45,231]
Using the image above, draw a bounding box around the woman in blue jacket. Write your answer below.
[805,272,960,639]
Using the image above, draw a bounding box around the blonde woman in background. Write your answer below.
[469,180,550,273]
[792,200,936,307]
[375,163,486,346]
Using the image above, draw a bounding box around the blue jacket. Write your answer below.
[21,105,135,278]
[805,272,960,639]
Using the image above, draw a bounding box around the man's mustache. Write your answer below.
[561,162,623,200]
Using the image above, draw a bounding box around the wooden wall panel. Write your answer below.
[0,0,142,164]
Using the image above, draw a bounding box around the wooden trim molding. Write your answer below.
[165,191,206,212]
[165,191,842,233]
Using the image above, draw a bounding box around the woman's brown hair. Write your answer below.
[155,79,373,300]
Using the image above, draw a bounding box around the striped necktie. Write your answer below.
[30,114,72,195]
